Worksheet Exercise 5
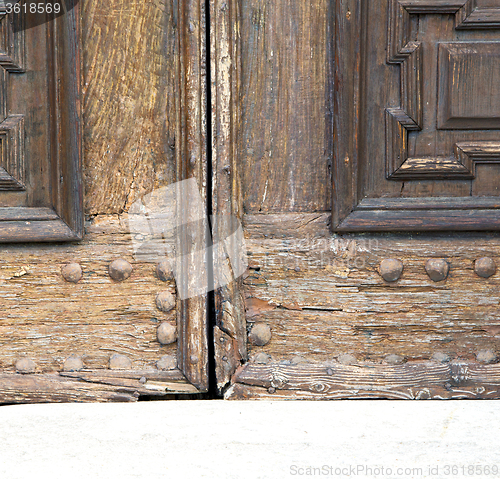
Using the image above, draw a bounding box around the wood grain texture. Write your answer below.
[82,0,176,214]
[239,0,331,212]
[211,0,248,391]
[0,216,178,373]
[242,214,500,365]
[226,360,500,399]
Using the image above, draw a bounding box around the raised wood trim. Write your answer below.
[333,0,500,232]
[210,0,247,393]
[175,0,209,392]
[457,0,500,28]
[226,361,500,399]
[0,2,83,242]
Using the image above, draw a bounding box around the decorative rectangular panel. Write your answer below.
[0,2,82,242]
[438,43,500,129]
[334,0,500,231]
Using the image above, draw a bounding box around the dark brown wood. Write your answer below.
[175,0,209,392]
[0,1,83,241]
[334,0,500,232]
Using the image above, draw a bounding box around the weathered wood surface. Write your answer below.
[0,217,178,372]
[226,361,500,399]
[0,368,198,403]
[82,0,177,214]
[242,214,500,364]
[239,0,331,212]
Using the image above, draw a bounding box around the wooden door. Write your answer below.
[0,0,209,402]
[214,0,500,399]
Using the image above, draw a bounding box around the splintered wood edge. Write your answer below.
[225,361,500,400]
[0,369,199,404]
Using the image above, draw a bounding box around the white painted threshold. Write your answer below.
[0,401,499,479]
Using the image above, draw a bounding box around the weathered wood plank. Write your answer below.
[226,361,500,399]
[242,214,500,363]
[82,0,177,214]
[239,0,331,212]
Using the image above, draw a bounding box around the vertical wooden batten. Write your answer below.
[175,0,209,392]
[210,0,248,392]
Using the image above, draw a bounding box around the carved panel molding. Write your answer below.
[386,0,500,181]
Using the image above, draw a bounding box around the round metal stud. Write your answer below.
[109,354,132,370]
[15,358,36,374]
[475,257,497,278]
[379,259,404,282]
[61,263,83,283]
[425,259,449,282]
[155,291,176,312]
[156,260,174,282]
[431,352,450,363]
[248,322,272,346]
[109,259,133,281]
[157,322,177,345]
[337,353,357,365]
[63,354,84,372]
[476,349,497,364]
[156,355,176,370]
[252,352,271,364]
[384,354,404,365]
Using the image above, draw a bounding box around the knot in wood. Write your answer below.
[156,260,174,282]
[248,322,272,346]
[61,263,83,283]
[474,257,497,278]
[109,259,133,281]
[157,322,177,345]
[379,258,403,282]
[155,291,176,312]
[425,259,449,282]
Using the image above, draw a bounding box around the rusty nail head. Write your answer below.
[156,355,176,370]
[139,376,147,384]
[337,353,357,366]
[326,368,333,376]
[61,263,83,283]
[431,352,450,363]
[425,259,449,282]
[109,259,133,281]
[268,387,276,394]
[475,257,497,278]
[190,355,199,364]
[379,259,404,282]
